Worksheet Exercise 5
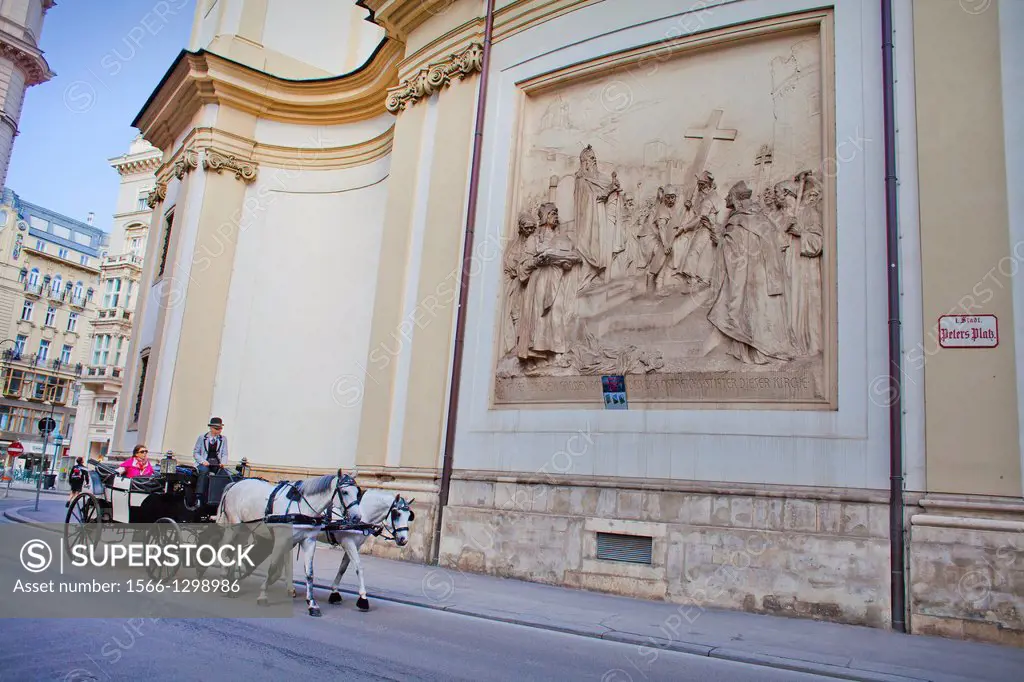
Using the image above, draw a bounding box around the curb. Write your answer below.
[0,508,932,682]
[293,579,929,682]
[3,506,66,531]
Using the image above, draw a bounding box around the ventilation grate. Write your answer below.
[596,532,653,565]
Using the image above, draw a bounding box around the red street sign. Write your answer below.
[6,442,24,457]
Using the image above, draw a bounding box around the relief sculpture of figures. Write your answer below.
[494,25,833,408]
[514,202,582,369]
[572,145,623,291]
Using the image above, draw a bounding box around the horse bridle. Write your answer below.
[324,474,361,524]
[378,496,414,542]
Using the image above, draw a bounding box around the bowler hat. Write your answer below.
[208,417,224,427]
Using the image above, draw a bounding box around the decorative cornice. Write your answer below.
[172,147,199,179]
[145,183,167,209]
[133,41,402,151]
[109,155,162,177]
[0,37,54,86]
[386,43,483,114]
[201,148,258,184]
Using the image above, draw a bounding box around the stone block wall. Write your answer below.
[437,474,892,628]
[908,496,1024,646]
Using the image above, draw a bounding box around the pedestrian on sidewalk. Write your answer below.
[117,445,154,479]
[66,457,87,507]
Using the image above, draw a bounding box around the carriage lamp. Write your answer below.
[235,457,249,477]
[161,453,176,476]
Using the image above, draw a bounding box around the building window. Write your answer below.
[67,312,78,333]
[91,335,110,366]
[35,239,45,251]
[44,306,55,327]
[130,237,143,255]
[20,300,33,321]
[137,191,150,212]
[80,255,89,266]
[124,281,135,310]
[157,211,174,278]
[50,275,62,297]
[60,344,72,365]
[114,337,124,367]
[103,278,121,308]
[38,339,49,362]
[58,248,69,259]
[133,353,149,424]
[27,268,39,286]
[14,335,26,356]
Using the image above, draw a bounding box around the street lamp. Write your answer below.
[33,357,62,512]
[0,338,14,491]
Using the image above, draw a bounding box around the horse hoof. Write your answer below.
[309,607,321,617]
[287,589,296,599]
[328,592,342,604]
[257,597,268,607]
[356,597,370,612]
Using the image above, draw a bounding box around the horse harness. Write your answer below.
[325,494,413,546]
[257,474,363,528]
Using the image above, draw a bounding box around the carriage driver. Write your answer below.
[193,417,228,501]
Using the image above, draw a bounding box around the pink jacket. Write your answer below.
[119,457,154,478]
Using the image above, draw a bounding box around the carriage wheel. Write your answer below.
[64,492,103,557]
[145,518,182,581]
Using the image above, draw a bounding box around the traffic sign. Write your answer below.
[38,418,56,435]
[54,434,63,445]
[6,442,23,457]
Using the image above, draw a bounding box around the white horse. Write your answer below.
[322,491,415,611]
[216,471,363,617]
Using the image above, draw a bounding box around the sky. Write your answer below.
[6,0,196,231]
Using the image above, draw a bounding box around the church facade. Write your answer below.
[115,0,1024,645]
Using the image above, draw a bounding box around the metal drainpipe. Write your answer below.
[881,0,907,633]
[431,0,497,566]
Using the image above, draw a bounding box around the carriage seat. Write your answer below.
[93,463,120,489]
[88,470,105,496]
[127,476,165,494]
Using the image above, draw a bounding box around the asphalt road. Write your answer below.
[0,495,832,682]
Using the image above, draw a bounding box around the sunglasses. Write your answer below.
[137,450,149,455]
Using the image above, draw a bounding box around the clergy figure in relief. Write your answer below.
[782,171,824,355]
[637,186,679,295]
[673,171,721,290]
[502,208,538,355]
[572,145,622,290]
[515,202,582,366]
[707,181,796,364]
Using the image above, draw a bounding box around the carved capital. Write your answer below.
[146,183,167,209]
[386,43,484,114]
[201,148,259,183]
[172,147,199,180]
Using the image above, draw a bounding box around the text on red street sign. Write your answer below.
[938,314,998,348]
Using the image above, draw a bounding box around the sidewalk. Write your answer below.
[9,500,1024,682]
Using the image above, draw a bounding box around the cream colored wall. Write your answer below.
[398,78,477,470]
[191,0,384,80]
[914,0,1020,497]
[356,101,427,470]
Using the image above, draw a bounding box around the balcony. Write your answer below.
[1,350,84,377]
[103,253,143,268]
[46,288,67,304]
[23,282,42,297]
[68,294,87,309]
[85,365,122,379]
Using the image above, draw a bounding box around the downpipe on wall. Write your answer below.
[431,0,497,566]
[881,0,907,634]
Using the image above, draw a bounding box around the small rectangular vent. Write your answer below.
[596,532,653,565]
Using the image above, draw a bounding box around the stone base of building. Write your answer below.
[437,473,893,629]
[908,494,1024,646]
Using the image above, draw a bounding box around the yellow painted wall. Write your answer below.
[914,0,1020,496]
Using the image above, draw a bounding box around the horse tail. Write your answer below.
[216,481,239,525]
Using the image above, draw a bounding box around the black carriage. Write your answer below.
[64,456,271,582]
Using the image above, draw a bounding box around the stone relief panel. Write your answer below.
[493,22,835,409]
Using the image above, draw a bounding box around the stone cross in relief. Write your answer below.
[681,109,737,199]
[754,144,774,195]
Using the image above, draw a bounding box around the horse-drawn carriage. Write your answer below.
[63,455,417,616]
[63,456,274,582]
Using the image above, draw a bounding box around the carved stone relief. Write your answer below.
[386,43,484,114]
[146,182,167,209]
[493,24,833,408]
[173,147,199,179]
[202,148,259,183]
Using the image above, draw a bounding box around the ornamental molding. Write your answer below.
[0,38,53,86]
[145,183,167,209]
[201,148,258,184]
[172,147,199,179]
[385,43,483,114]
